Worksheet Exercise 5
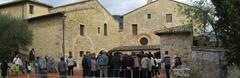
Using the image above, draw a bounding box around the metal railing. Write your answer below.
[4,69,162,78]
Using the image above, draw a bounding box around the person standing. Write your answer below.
[58,57,67,78]
[90,53,97,77]
[13,55,23,75]
[29,48,35,63]
[82,54,88,77]
[173,54,182,69]
[162,51,171,78]
[86,52,92,76]
[35,57,41,78]
[154,56,161,76]
[38,56,47,78]
[67,55,75,76]
[122,54,134,78]
[111,52,121,77]
[141,54,151,78]
[97,50,109,77]
[1,60,10,78]
[132,53,141,78]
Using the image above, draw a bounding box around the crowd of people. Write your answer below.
[0,48,62,78]
[81,50,182,78]
[0,48,182,78]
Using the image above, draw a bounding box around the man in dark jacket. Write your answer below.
[82,54,88,77]
[58,57,67,78]
[162,51,171,78]
[1,60,10,78]
[121,54,134,78]
[111,52,121,77]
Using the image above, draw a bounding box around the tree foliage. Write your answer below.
[0,14,32,58]
[211,0,240,66]
[178,0,240,66]
[177,0,215,34]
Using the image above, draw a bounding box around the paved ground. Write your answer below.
[7,69,166,78]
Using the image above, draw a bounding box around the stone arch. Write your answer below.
[71,35,95,69]
[71,35,95,57]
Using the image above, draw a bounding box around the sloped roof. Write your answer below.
[109,45,160,52]
[0,0,53,8]
[155,25,192,35]
[123,0,189,16]
[124,0,158,16]
[27,12,64,21]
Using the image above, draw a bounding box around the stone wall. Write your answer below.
[161,34,192,66]
[191,48,227,78]
[28,15,64,59]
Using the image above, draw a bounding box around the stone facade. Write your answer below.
[51,0,121,60]
[0,3,24,18]
[28,14,64,58]
[0,1,50,18]
[122,0,188,47]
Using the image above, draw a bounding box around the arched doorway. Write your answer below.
[71,35,94,69]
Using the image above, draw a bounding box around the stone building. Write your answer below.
[0,0,197,68]
[121,0,194,60]
[155,25,193,65]
[0,0,121,69]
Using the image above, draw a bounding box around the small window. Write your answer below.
[80,24,85,36]
[104,23,107,36]
[29,5,34,14]
[166,14,172,22]
[69,51,72,56]
[80,51,84,57]
[98,27,100,34]
[119,23,123,32]
[147,14,151,19]
[132,24,138,36]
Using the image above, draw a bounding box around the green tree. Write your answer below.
[178,0,215,33]
[177,0,221,47]
[0,14,32,61]
[211,0,240,66]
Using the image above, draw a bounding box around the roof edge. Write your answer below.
[0,0,53,8]
[53,0,92,9]
[27,12,64,21]
[123,0,158,16]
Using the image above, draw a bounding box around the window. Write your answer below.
[147,14,151,19]
[29,5,34,14]
[119,23,123,32]
[132,24,138,36]
[98,27,100,34]
[104,23,107,36]
[166,14,172,22]
[140,37,148,45]
[69,51,72,56]
[80,51,84,57]
[80,24,84,36]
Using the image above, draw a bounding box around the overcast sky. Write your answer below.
[0,0,193,15]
